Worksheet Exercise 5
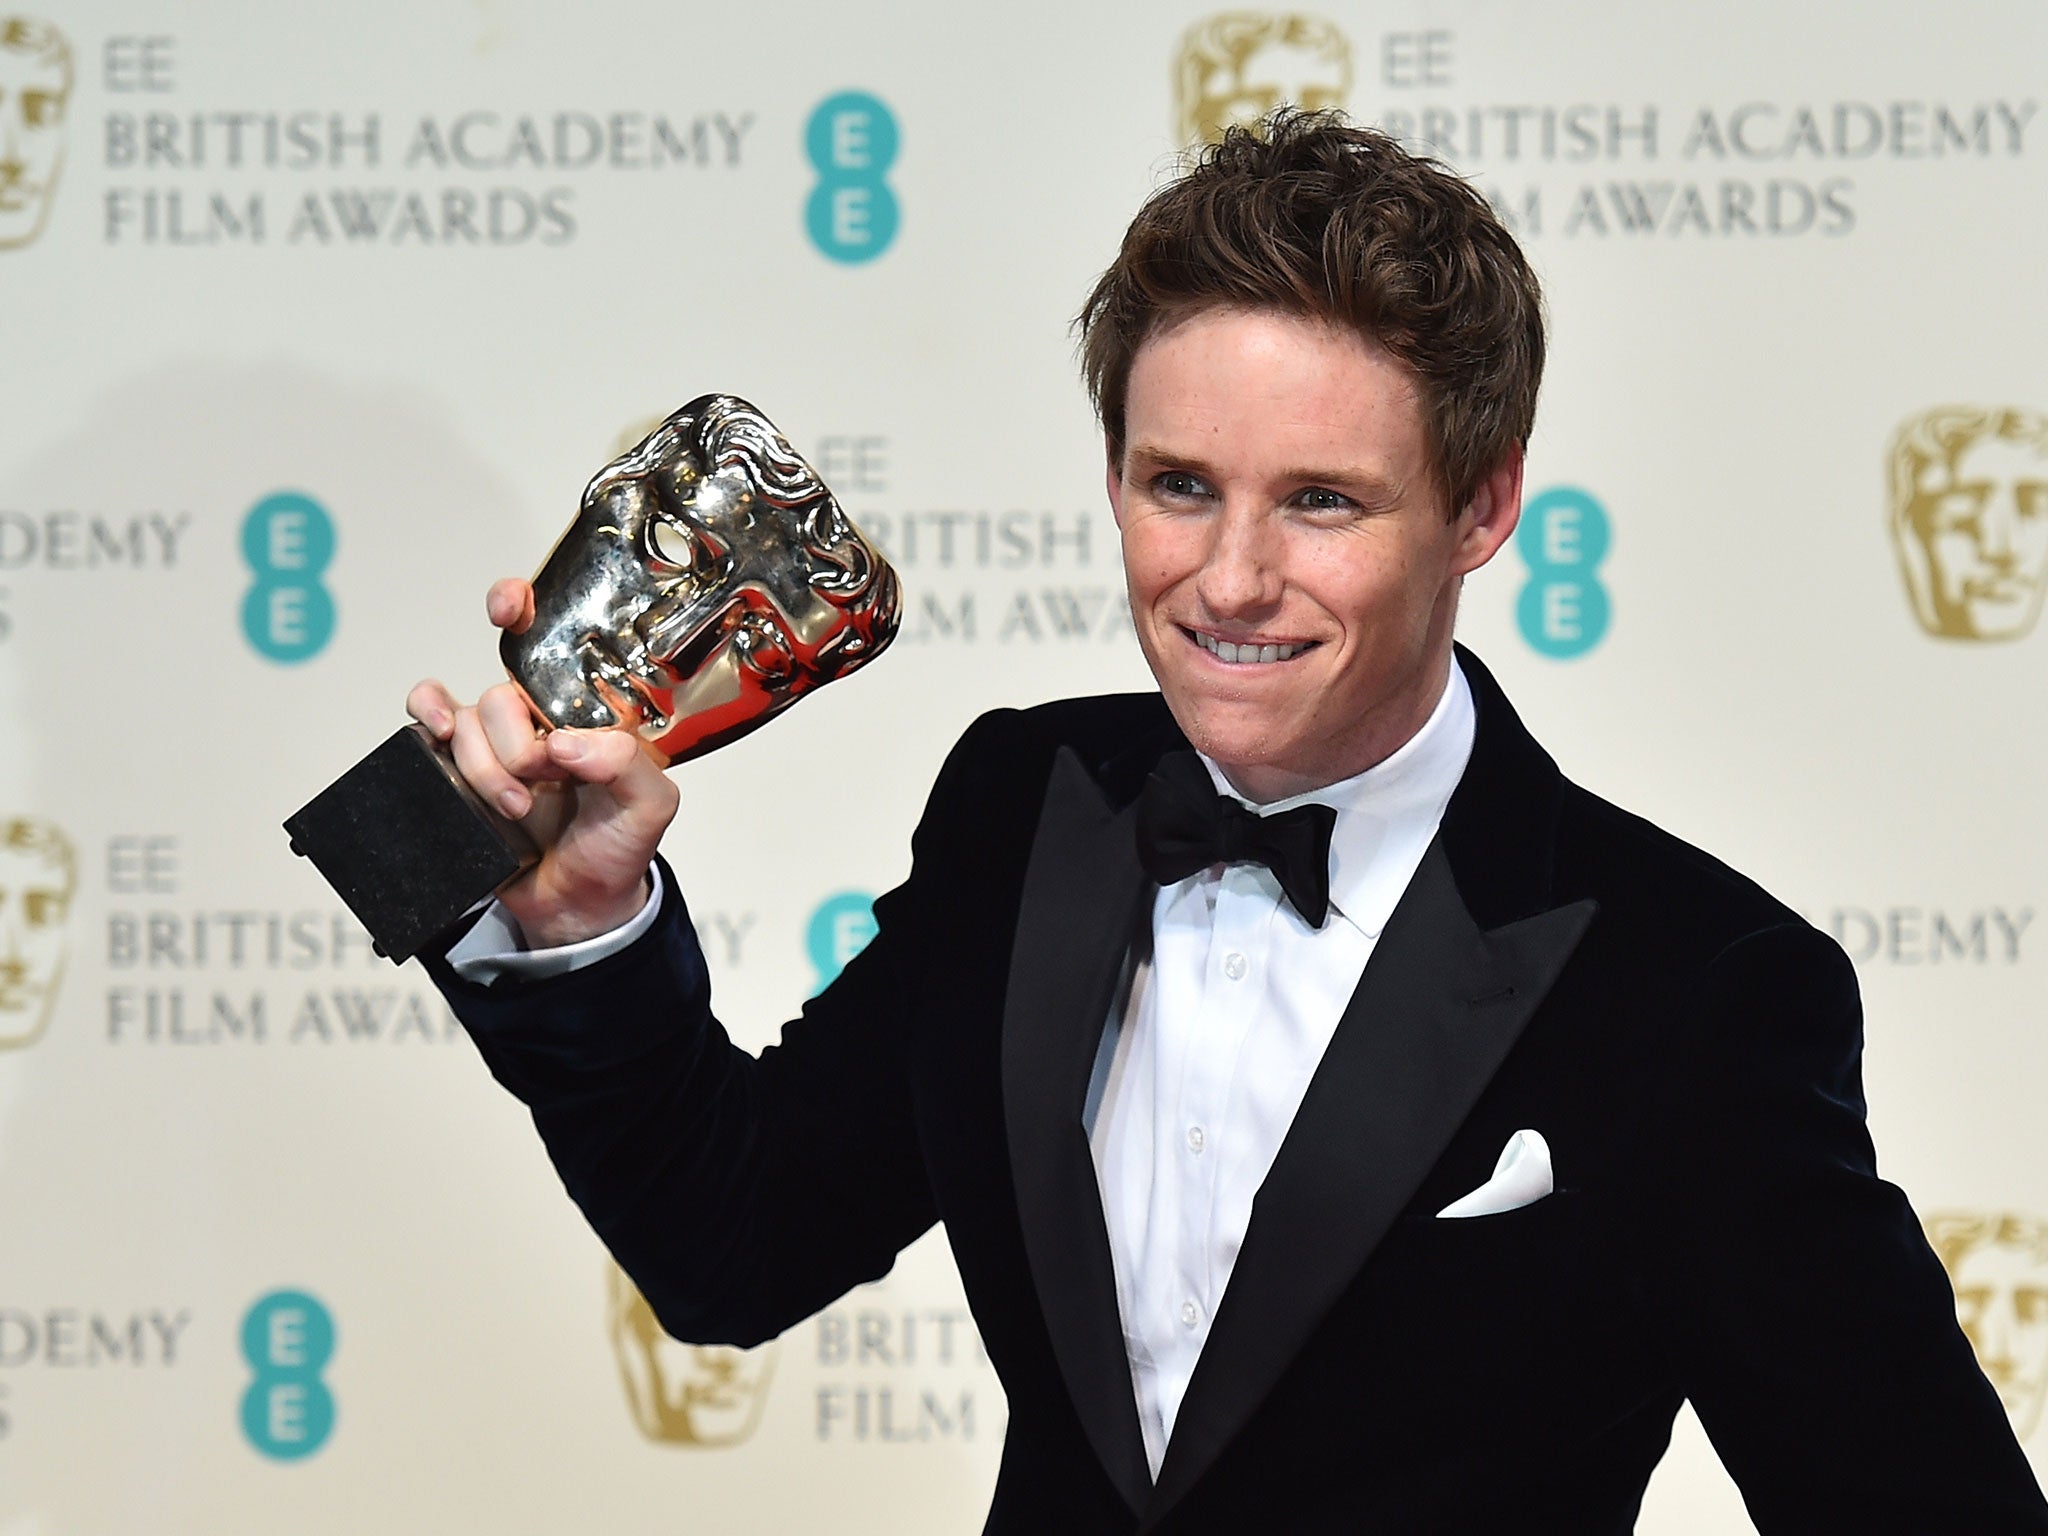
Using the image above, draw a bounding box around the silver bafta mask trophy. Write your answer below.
[285,395,900,961]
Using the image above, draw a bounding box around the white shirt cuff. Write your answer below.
[443,870,664,985]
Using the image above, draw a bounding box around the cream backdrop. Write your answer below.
[2,1,2044,1531]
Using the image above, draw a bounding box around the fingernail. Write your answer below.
[551,734,587,762]
[499,788,528,817]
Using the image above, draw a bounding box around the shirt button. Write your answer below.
[1185,1125,1205,1154]
[1222,951,1247,980]
[1180,1300,1200,1329]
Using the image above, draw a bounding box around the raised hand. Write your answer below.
[407,578,680,948]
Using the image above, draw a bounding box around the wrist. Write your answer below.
[511,874,654,951]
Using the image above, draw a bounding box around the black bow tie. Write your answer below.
[1134,751,1337,928]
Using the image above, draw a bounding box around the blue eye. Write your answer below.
[1155,472,1211,500]
[1297,486,1353,512]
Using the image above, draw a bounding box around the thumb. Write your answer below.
[546,729,674,815]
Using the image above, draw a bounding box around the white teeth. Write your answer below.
[1195,632,1306,664]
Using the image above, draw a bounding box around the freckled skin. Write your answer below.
[1107,307,1523,802]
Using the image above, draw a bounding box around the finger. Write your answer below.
[450,704,534,821]
[486,578,537,635]
[477,682,558,781]
[547,730,679,820]
[405,679,461,739]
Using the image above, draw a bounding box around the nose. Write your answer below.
[0,900,22,972]
[1977,1296,2020,1382]
[1193,502,1284,620]
[1979,493,2021,570]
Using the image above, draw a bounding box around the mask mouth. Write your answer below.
[0,978,45,1011]
[1960,575,2033,604]
[578,588,797,738]
[662,598,757,681]
[570,631,667,733]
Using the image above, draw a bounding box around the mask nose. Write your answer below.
[0,95,25,175]
[1978,494,2023,572]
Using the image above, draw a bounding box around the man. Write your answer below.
[412,115,2048,1531]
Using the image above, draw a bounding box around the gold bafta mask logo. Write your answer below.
[1888,407,2048,642]
[606,1261,777,1448]
[1926,1211,2048,1440]
[1172,13,1352,147]
[0,17,72,250]
[0,817,75,1050]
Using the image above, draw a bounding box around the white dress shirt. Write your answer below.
[1088,662,1475,1476]
[445,876,663,984]
[449,661,1477,1481]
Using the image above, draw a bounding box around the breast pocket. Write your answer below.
[1363,1190,1663,1432]
[1370,1193,1611,1374]
[1395,1188,1590,1285]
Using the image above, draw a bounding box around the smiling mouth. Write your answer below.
[1186,627,1316,665]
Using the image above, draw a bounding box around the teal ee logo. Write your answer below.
[1515,486,1611,658]
[240,491,336,663]
[806,891,877,994]
[805,92,898,263]
[239,1289,336,1461]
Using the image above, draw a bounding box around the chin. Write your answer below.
[1173,712,1303,779]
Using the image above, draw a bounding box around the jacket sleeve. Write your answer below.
[419,713,1010,1348]
[1645,922,2048,1530]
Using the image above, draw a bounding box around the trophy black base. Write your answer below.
[284,723,538,963]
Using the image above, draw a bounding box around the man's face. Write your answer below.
[0,21,71,249]
[0,834,72,1048]
[1905,433,2048,640]
[1952,1240,2048,1439]
[1109,307,1518,801]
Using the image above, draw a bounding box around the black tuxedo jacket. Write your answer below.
[428,649,2047,1534]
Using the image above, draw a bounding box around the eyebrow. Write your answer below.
[1123,443,1404,500]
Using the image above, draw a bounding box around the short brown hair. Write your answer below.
[1077,110,1544,516]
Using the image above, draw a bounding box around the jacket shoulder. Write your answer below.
[1555,778,1819,965]
[963,691,1176,755]
[901,692,1176,876]
[941,692,1179,796]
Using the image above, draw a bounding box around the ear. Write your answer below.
[1450,444,1524,577]
[1104,439,1127,529]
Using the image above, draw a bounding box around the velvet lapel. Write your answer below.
[1141,648,1597,1524]
[1001,745,1156,1513]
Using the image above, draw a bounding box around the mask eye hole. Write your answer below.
[22,90,64,129]
[646,517,695,571]
[646,515,729,579]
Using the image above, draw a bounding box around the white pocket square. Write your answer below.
[1435,1128,1553,1219]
